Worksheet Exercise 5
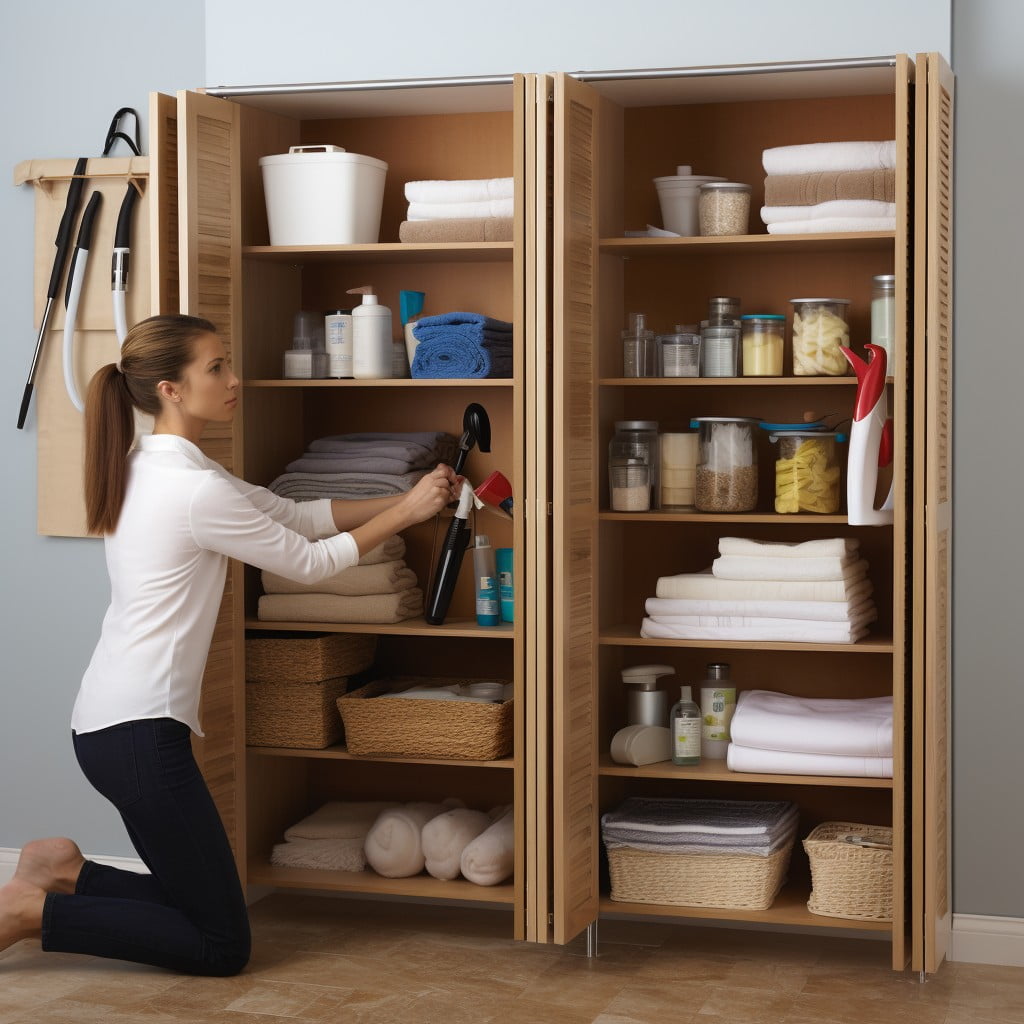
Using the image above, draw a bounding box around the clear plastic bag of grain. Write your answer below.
[692,417,760,513]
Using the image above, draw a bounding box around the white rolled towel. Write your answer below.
[421,808,492,880]
[363,799,462,878]
[460,805,514,886]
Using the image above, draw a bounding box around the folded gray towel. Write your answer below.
[268,471,426,502]
[308,432,457,462]
[286,454,438,475]
[600,797,798,840]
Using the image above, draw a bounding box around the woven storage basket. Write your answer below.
[337,676,513,760]
[246,631,377,683]
[246,675,348,749]
[803,821,893,922]
[606,839,793,910]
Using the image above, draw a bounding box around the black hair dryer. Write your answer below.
[425,403,491,625]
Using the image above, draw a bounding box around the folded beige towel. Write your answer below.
[398,217,514,243]
[262,560,418,597]
[271,837,368,872]
[422,808,492,881]
[359,536,407,565]
[258,589,424,624]
[764,169,896,206]
[284,801,401,841]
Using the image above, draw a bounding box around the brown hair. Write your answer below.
[84,314,216,535]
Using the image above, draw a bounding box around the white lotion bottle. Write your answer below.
[348,285,393,379]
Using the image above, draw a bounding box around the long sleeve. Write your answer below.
[189,472,358,584]
[212,464,336,540]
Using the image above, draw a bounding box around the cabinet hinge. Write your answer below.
[548,912,554,924]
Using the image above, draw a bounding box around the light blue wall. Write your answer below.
[0,3,205,856]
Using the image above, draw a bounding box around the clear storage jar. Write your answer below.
[609,457,651,511]
[700,322,740,377]
[691,416,759,513]
[790,298,851,376]
[609,421,660,510]
[698,182,751,236]
[770,430,845,514]
[658,331,701,377]
[871,274,896,363]
[740,314,785,376]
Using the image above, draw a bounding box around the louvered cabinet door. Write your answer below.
[177,90,247,874]
[149,93,180,315]
[912,51,954,975]
[550,72,601,945]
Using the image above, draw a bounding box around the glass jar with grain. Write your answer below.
[698,182,751,236]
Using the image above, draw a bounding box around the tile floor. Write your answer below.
[1,894,1022,1024]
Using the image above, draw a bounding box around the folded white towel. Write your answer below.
[762,140,897,175]
[640,618,870,644]
[644,596,872,623]
[712,555,869,582]
[730,690,893,758]
[647,606,877,632]
[284,801,402,842]
[655,571,873,604]
[407,198,515,221]
[460,806,514,886]
[761,200,896,224]
[404,177,514,204]
[363,799,462,878]
[421,808,492,881]
[718,537,859,559]
[767,216,896,234]
[727,744,893,778]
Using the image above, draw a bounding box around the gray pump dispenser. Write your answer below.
[621,664,675,727]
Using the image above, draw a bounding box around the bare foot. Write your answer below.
[15,838,85,895]
[0,878,45,953]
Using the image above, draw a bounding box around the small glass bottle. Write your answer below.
[698,663,736,760]
[622,312,657,377]
[670,685,701,766]
[871,274,896,363]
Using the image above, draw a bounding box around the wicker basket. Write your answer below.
[246,631,377,683]
[803,821,893,922]
[246,675,348,749]
[606,839,794,910]
[337,676,513,760]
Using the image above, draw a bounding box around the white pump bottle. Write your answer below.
[347,285,393,379]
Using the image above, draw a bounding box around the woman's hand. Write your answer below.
[399,464,463,526]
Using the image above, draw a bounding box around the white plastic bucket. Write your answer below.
[259,145,388,245]
[654,166,726,236]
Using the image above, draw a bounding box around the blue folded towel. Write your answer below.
[412,337,513,378]
[414,312,513,333]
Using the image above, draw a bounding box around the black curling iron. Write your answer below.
[425,403,491,625]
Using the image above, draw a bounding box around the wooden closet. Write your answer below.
[146,52,952,970]
[539,55,952,974]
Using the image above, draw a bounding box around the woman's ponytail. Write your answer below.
[84,364,135,535]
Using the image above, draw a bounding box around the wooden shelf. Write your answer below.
[598,755,892,789]
[599,880,892,932]
[600,511,851,524]
[250,745,514,769]
[248,861,515,904]
[599,624,894,654]
[246,617,514,639]
[600,232,895,256]
[242,242,513,264]
[601,376,858,387]
[245,378,514,388]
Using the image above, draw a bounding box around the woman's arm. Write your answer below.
[329,493,404,532]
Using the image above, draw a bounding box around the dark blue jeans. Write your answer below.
[41,718,251,976]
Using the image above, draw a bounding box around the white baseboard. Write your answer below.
[0,846,148,885]
[951,913,1024,967]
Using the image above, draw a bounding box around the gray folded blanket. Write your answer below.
[601,797,798,840]
[269,471,426,502]
[308,432,457,460]
[286,454,439,475]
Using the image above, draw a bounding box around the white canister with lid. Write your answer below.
[653,166,727,236]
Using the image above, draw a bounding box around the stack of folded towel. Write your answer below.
[728,690,894,778]
[410,312,513,379]
[760,140,897,234]
[271,800,401,872]
[641,536,877,644]
[601,797,799,858]
[258,534,425,624]
[399,177,514,243]
[268,431,457,503]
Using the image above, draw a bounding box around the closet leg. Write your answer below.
[586,920,599,959]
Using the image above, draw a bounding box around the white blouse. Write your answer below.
[72,434,358,736]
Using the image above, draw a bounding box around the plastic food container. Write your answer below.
[698,182,751,236]
[657,331,701,377]
[769,430,845,514]
[609,421,660,510]
[690,416,759,513]
[259,145,388,245]
[654,166,728,236]
[740,315,785,376]
[790,298,851,376]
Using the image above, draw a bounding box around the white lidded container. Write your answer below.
[348,286,394,379]
[259,145,388,245]
[653,165,727,236]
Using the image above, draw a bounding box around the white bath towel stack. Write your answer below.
[761,140,897,234]
[398,178,515,243]
[727,690,894,779]
[641,537,877,644]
